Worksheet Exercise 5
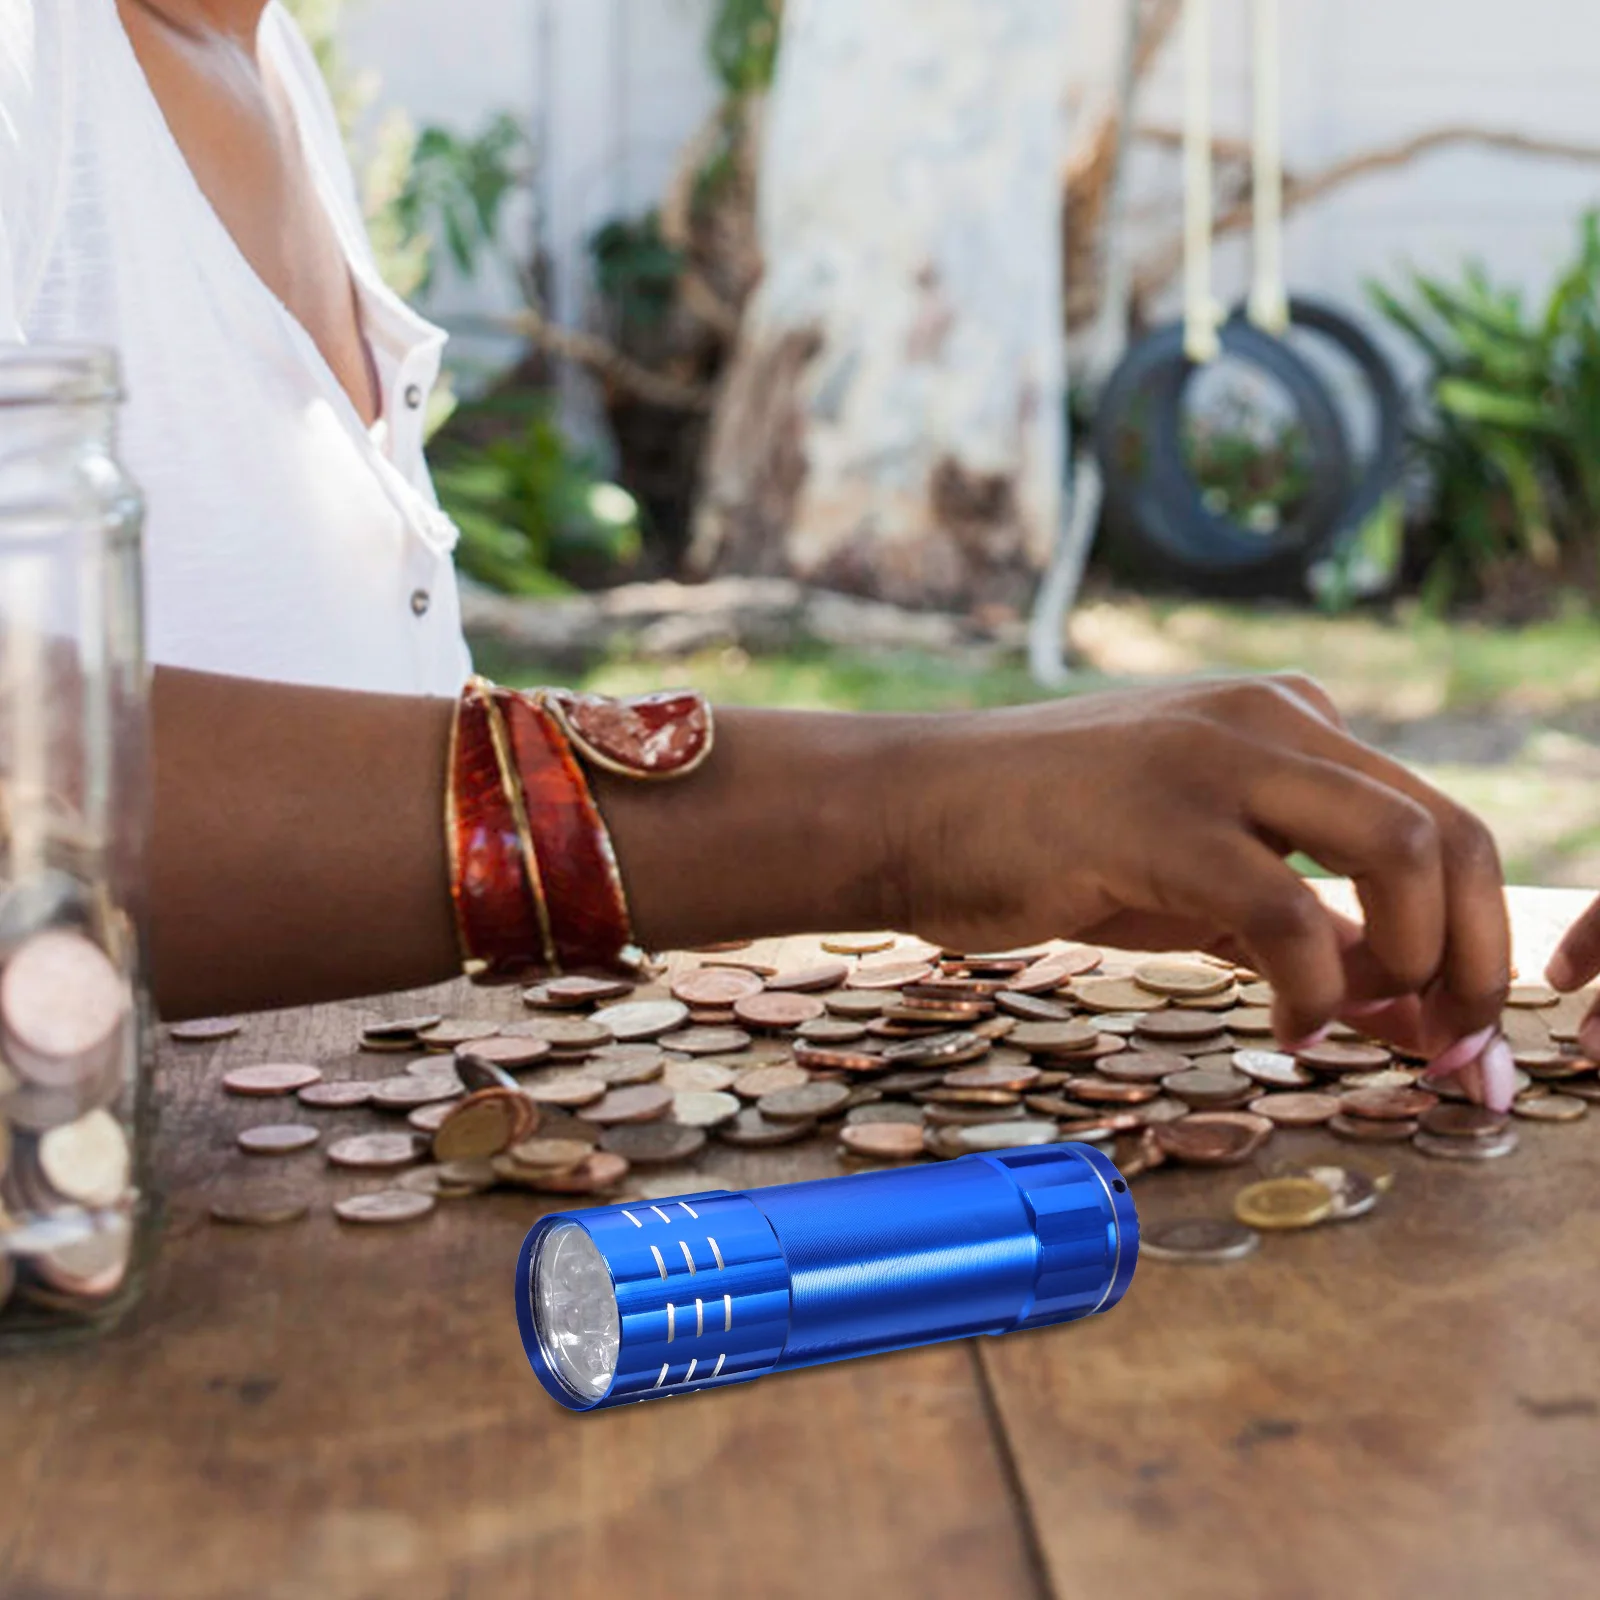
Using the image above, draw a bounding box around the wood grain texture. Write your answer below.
[0,938,1040,1600]
[981,886,1600,1600]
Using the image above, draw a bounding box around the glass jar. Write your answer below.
[0,346,149,1344]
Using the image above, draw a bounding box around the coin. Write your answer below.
[1233,1049,1315,1088]
[1072,976,1165,1013]
[1007,1018,1101,1056]
[417,1019,500,1049]
[1134,1010,1227,1047]
[599,1121,709,1164]
[523,975,635,1007]
[822,933,898,955]
[1222,1007,1276,1037]
[236,1123,320,1156]
[334,1189,436,1225]
[1237,982,1275,1007]
[1140,1218,1260,1263]
[454,1035,551,1070]
[826,991,891,1018]
[585,1044,668,1085]
[1417,1103,1509,1139]
[297,1080,374,1109]
[431,1092,527,1162]
[169,1016,244,1042]
[995,993,1075,1023]
[732,1062,810,1099]
[208,1185,310,1226]
[719,1107,818,1146]
[37,1110,130,1205]
[361,1013,444,1042]
[396,1163,493,1198]
[1297,1041,1393,1074]
[659,1026,752,1058]
[1060,1075,1160,1106]
[660,1059,737,1094]
[369,1074,462,1110]
[1233,1177,1335,1231]
[953,1120,1059,1153]
[1161,1067,1253,1108]
[1338,1068,1421,1091]
[846,960,935,990]
[578,1083,675,1124]
[534,1150,632,1193]
[505,1016,613,1051]
[1328,1113,1418,1143]
[1338,1086,1440,1121]
[503,1135,594,1172]
[327,1132,425,1170]
[1133,1096,1191,1125]
[672,1090,741,1128]
[766,961,851,992]
[1153,1112,1272,1166]
[758,1081,852,1121]
[671,968,765,1007]
[223,1063,322,1097]
[792,1039,883,1073]
[838,1123,927,1161]
[1506,984,1559,1008]
[1290,1165,1381,1222]
[1413,1127,1520,1161]
[879,1030,989,1068]
[407,1101,457,1134]
[1097,1050,1189,1084]
[1007,948,1101,992]
[797,1016,870,1044]
[734,992,827,1030]
[944,1060,1042,1093]
[1135,960,1234,1000]
[844,1102,925,1126]
[592,1000,690,1042]
[1248,1092,1341,1127]
[1512,1093,1587,1123]
[521,1071,607,1107]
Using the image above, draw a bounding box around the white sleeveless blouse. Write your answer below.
[0,0,473,696]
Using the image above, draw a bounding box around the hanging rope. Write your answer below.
[1247,0,1289,333]
[1181,0,1222,361]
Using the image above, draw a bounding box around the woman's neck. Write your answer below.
[124,0,272,48]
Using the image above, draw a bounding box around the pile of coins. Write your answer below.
[0,898,140,1322]
[194,935,1600,1243]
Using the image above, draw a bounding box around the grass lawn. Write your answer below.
[553,593,1600,892]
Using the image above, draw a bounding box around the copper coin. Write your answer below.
[431,1093,526,1162]
[917,1086,1020,1107]
[577,1083,675,1124]
[521,1071,607,1107]
[1510,1047,1578,1075]
[208,1185,310,1227]
[170,1016,244,1042]
[701,956,779,977]
[767,960,851,992]
[593,1000,691,1042]
[995,993,1074,1023]
[822,933,898,955]
[397,1161,497,1198]
[671,967,765,1007]
[1339,1086,1439,1121]
[1161,1068,1254,1108]
[586,1044,668,1085]
[327,1132,425,1170]
[1096,1050,1189,1084]
[1329,1113,1418,1143]
[798,1016,870,1044]
[237,1123,320,1156]
[335,1189,435,1225]
[1249,1092,1341,1127]
[504,1016,613,1051]
[1222,1007,1276,1038]
[1413,1127,1519,1160]
[361,1013,445,1042]
[297,1079,374,1109]
[1231,1049,1314,1088]
[660,1027,751,1059]
[1061,1075,1160,1106]
[734,992,827,1030]
[826,990,891,1019]
[886,1000,993,1026]
[1134,960,1233,1000]
[793,1040,884,1073]
[758,1081,852,1121]
[1008,1019,1101,1056]
[1133,1096,1191,1125]
[943,1060,1042,1093]
[1507,984,1559,1008]
[845,1101,925,1126]
[1061,1111,1145,1138]
[1174,984,1241,1012]
[1417,1102,1509,1139]
[1095,1014,1145,1036]
[874,1068,945,1094]
[1297,1040,1393,1074]
[733,1062,811,1099]
[1135,1010,1227,1047]
[1006,949,1101,993]
[534,1150,632,1194]
[223,1063,322,1097]
[839,1123,927,1160]
[600,1121,709,1164]
[846,961,935,990]
[1071,976,1163,1013]
[417,1019,500,1049]
[1153,1112,1273,1166]
[924,1101,1024,1127]
[661,1059,737,1094]
[407,1101,457,1134]
[1024,1093,1096,1119]
[879,1030,989,1068]
[719,1107,818,1146]
[1512,1093,1587,1123]
[953,1120,1059,1153]
[455,1035,551,1070]
[523,974,635,1008]
[369,1074,462,1110]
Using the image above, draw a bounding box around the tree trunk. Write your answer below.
[690,0,1070,613]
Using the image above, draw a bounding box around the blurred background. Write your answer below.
[294,0,1600,887]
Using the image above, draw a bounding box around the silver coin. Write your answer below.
[1141,1218,1261,1263]
[1413,1127,1520,1161]
[1511,1093,1587,1123]
[1232,1049,1314,1089]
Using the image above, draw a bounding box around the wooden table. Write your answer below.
[3,888,1599,1600]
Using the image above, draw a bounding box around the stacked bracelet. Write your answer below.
[445,677,713,982]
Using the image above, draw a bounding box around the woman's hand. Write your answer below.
[885,673,1510,1062]
[1545,898,1600,1059]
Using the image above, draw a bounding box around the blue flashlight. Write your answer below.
[515,1143,1138,1411]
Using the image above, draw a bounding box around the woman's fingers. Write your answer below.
[1547,894,1600,992]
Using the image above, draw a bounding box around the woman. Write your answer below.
[2,1,1526,1106]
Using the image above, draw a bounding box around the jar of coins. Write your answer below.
[0,346,149,1345]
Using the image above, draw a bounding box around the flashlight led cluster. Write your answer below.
[516,1143,1138,1411]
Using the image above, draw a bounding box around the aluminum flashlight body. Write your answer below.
[516,1142,1138,1411]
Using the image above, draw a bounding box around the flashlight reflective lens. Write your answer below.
[533,1222,620,1401]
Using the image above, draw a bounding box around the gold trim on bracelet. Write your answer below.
[443,685,474,971]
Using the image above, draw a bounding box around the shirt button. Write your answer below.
[404,384,424,410]
[410,588,431,617]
